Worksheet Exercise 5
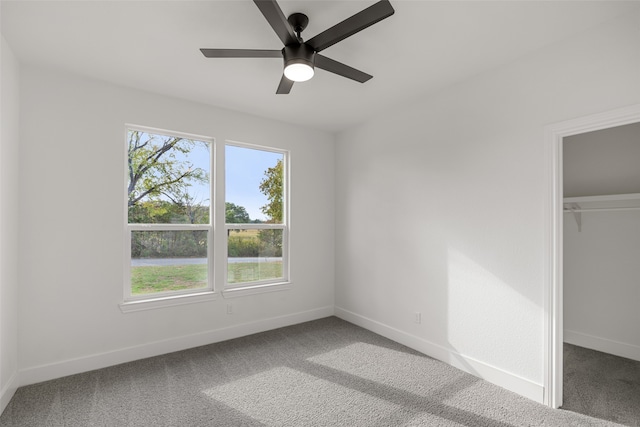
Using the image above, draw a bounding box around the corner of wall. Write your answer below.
[0,34,21,416]
[0,373,18,415]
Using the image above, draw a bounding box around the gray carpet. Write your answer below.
[563,343,640,426]
[0,317,626,426]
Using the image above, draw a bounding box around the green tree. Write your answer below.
[258,158,284,257]
[128,131,209,258]
[225,202,251,224]
[127,130,208,209]
[258,159,283,223]
[164,192,210,224]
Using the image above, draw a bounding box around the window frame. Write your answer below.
[223,141,290,294]
[121,125,215,309]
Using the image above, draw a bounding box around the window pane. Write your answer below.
[128,130,210,224]
[130,230,208,295]
[226,145,284,225]
[227,228,283,284]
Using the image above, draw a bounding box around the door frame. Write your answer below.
[544,103,640,408]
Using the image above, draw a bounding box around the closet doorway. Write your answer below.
[545,104,640,411]
[561,122,640,423]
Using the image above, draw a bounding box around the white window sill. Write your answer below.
[119,291,217,313]
[222,281,292,298]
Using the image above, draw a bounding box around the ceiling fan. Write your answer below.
[200,0,395,94]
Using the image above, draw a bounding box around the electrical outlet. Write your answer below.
[226,303,233,315]
[414,312,421,324]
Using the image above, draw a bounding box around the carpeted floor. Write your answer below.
[563,343,640,426]
[0,317,628,426]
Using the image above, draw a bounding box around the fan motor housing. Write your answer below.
[282,43,316,69]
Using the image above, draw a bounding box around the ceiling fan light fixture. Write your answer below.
[284,61,314,82]
[283,44,316,82]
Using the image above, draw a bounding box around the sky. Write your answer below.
[225,145,282,221]
[131,131,282,222]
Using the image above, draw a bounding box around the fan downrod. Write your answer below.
[287,13,309,39]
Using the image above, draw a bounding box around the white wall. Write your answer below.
[334,11,640,403]
[0,35,20,411]
[564,210,640,361]
[17,65,335,385]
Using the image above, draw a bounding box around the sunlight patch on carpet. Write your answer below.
[308,342,471,398]
[203,366,403,425]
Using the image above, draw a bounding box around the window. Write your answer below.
[121,127,290,310]
[225,143,288,289]
[124,126,213,305]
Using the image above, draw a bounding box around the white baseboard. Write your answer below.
[564,329,640,362]
[19,306,334,387]
[334,306,544,404]
[0,372,18,415]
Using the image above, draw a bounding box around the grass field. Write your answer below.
[131,264,207,295]
[131,261,283,295]
[228,229,260,239]
[227,261,282,285]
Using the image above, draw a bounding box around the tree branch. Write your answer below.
[128,170,193,206]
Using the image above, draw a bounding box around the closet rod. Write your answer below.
[563,206,640,213]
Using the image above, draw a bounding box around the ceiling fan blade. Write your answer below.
[306,0,394,52]
[315,55,373,83]
[253,0,298,46]
[200,49,282,58]
[276,74,294,94]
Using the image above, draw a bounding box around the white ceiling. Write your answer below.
[2,0,637,133]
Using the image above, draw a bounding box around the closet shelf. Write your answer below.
[563,193,640,231]
[563,193,640,212]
